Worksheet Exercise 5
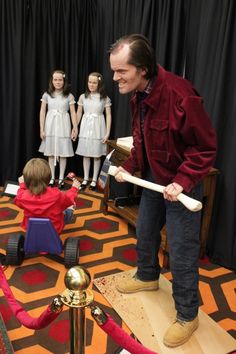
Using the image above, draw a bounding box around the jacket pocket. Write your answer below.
[150,119,169,131]
[149,119,169,151]
[151,149,170,163]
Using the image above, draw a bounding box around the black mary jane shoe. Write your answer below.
[79,180,88,191]
[89,180,97,191]
[58,179,65,189]
[49,178,55,187]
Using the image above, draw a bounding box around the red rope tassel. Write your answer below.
[0,266,61,329]
[91,306,157,354]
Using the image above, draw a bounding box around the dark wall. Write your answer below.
[0,0,235,270]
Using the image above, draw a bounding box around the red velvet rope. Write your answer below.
[100,314,157,354]
[0,266,61,329]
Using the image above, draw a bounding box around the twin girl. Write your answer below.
[39,70,112,191]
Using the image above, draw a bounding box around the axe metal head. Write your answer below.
[97,150,115,191]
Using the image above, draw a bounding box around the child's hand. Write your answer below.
[40,130,46,140]
[72,179,80,190]
[102,134,109,143]
[18,175,24,184]
[71,128,78,141]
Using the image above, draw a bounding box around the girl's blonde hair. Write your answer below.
[23,158,51,195]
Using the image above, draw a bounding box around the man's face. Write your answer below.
[110,44,147,94]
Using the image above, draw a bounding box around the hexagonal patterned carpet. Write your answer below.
[0,186,235,353]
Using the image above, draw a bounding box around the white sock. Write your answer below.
[83,157,91,181]
[92,157,101,182]
[48,157,55,179]
[59,157,67,180]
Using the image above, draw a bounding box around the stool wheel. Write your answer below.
[64,237,80,269]
[6,234,25,265]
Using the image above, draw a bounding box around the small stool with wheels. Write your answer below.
[6,218,79,268]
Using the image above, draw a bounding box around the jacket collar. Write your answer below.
[131,65,166,111]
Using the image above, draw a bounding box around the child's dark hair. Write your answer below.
[85,72,107,100]
[47,69,71,97]
[23,158,51,195]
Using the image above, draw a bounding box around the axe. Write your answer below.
[98,150,202,212]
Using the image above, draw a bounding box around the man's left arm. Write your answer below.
[173,96,217,193]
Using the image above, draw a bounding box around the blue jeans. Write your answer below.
[64,208,74,224]
[136,172,202,321]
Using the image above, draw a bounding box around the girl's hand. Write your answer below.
[102,134,109,143]
[40,130,46,140]
[18,175,24,184]
[71,128,78,141]
[72,179,80,190]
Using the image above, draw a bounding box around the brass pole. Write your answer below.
[69,307,85,354]
[60,266,94,354]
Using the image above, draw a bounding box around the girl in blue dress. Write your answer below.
[39,70,78,188]
[76,72,112,190]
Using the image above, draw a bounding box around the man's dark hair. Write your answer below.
[109,34,157,80]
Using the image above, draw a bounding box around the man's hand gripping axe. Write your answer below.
[98,150,202,212]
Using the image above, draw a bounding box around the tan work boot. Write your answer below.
[163,317,199,347]
[116,275,159,294]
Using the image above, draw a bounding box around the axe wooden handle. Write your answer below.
[108,165,202,212]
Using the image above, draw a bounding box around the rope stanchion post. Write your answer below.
[1,263,156,353]
[60,266,94,354]
[59,266,157,353]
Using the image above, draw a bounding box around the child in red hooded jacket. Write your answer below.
[15,158,80,234]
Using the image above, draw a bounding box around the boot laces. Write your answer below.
[176,319,187,326]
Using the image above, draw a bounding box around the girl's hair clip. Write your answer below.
[63,74,66,78]
[98,76,101,80]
